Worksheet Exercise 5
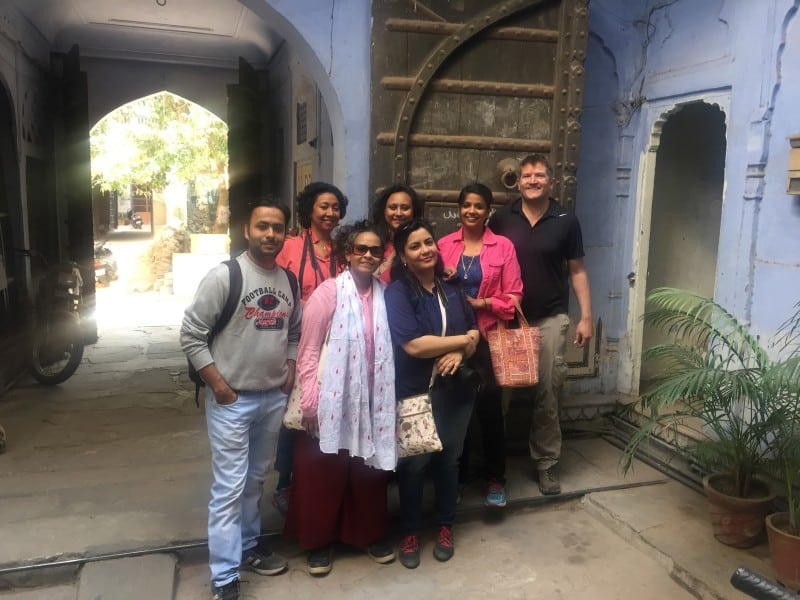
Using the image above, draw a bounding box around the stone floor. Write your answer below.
[0,295,784,599]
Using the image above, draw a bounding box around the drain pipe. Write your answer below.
[0,477,671,577]
[602,415,706,495]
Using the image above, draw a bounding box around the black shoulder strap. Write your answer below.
[209,259,242,343]
[281,266,299,307]
[194,258,242,407]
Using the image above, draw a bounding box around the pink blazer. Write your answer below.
[438,226,523,337]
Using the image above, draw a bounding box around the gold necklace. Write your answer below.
[460,253,477,280]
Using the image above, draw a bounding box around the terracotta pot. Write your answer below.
[766,512,800,592]
[702,474,775,548]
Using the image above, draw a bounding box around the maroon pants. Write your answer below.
[283,431,389,549]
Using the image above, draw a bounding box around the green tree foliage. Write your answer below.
[90,92,227,196]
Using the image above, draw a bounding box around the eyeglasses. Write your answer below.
[352,244,384,258]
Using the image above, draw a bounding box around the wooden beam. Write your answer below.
[381,76,554,98]
[377,132,551,153]
[385,18,559,42]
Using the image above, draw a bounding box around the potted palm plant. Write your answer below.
[764,303,800,591]
[621,288,798,548]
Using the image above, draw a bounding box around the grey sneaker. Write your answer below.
[367,540,396,564]
[211,579,239,600]
[537,467,561,495]
[432,525,454,562]
[241,547,288,576]
[399,534,420,569]
[308,546,333,576]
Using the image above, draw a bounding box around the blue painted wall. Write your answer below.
[577,0,800,394]
[250,0,372,217]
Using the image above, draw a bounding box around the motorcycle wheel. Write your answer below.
[31,310,85,385]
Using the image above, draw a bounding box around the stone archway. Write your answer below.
[627,97,729,394]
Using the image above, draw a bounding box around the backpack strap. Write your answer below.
[280,266,299,308]
[194,259,243,407]
[210,259,243,342]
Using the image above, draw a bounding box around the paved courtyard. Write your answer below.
[0,256,779,599]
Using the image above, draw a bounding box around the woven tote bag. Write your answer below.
[486,298,540,387]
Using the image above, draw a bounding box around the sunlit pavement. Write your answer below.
[94,234,193,330]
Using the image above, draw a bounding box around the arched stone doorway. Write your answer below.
[637,101,727,388]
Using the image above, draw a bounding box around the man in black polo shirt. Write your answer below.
[489,154,593,495]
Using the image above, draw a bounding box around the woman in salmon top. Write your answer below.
[273,181,348,513]
[278,181,348,301]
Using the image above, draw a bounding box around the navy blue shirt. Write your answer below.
[490,198,584,321]
[385,278,477,398]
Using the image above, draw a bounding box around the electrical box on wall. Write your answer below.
[789,134,800,195]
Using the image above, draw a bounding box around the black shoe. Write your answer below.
[308,546,333,576]
[536,467,561,495]
[211,579,239,600]
[432,525,454,562]
[367,540,396,564]
[240,547,288,576]
[398,534,420,569]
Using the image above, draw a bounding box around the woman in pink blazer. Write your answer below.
[438,182,523,508]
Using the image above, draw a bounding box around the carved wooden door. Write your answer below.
[370,0,588,234]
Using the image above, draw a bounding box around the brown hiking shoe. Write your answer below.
[537,467,561,495]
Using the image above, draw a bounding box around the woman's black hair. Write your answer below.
[332,219,385,265]
[370,183,423,241]
[389,219,446,295]
[457,182,494,208]
[296,181,349,229]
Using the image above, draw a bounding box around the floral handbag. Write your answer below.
[396,290,446,458]
[396,365,442,458]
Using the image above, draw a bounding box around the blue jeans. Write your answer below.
[206,388,286,587]
[396,378,476,533]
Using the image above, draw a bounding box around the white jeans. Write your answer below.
[205,388,286,587]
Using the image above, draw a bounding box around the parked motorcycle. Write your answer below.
[19,249,86,385]
[94,241,118,286]
[126,208,143,230]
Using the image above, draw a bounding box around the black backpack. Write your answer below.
[188,259,299,406]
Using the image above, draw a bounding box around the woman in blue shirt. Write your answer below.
[385,219,480,569]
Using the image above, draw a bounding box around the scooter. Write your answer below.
[94,241,118,286]
[126,208,143,230]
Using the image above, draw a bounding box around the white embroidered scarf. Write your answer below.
[317,270,397,470]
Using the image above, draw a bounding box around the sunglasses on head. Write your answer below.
[351,244,384,258]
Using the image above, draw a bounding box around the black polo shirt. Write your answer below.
[489,198,584,321]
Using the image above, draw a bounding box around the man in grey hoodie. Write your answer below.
[181,198,301,600]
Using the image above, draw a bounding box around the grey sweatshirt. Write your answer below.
[180,252,301,392]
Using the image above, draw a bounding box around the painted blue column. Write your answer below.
[244,0,372,217]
